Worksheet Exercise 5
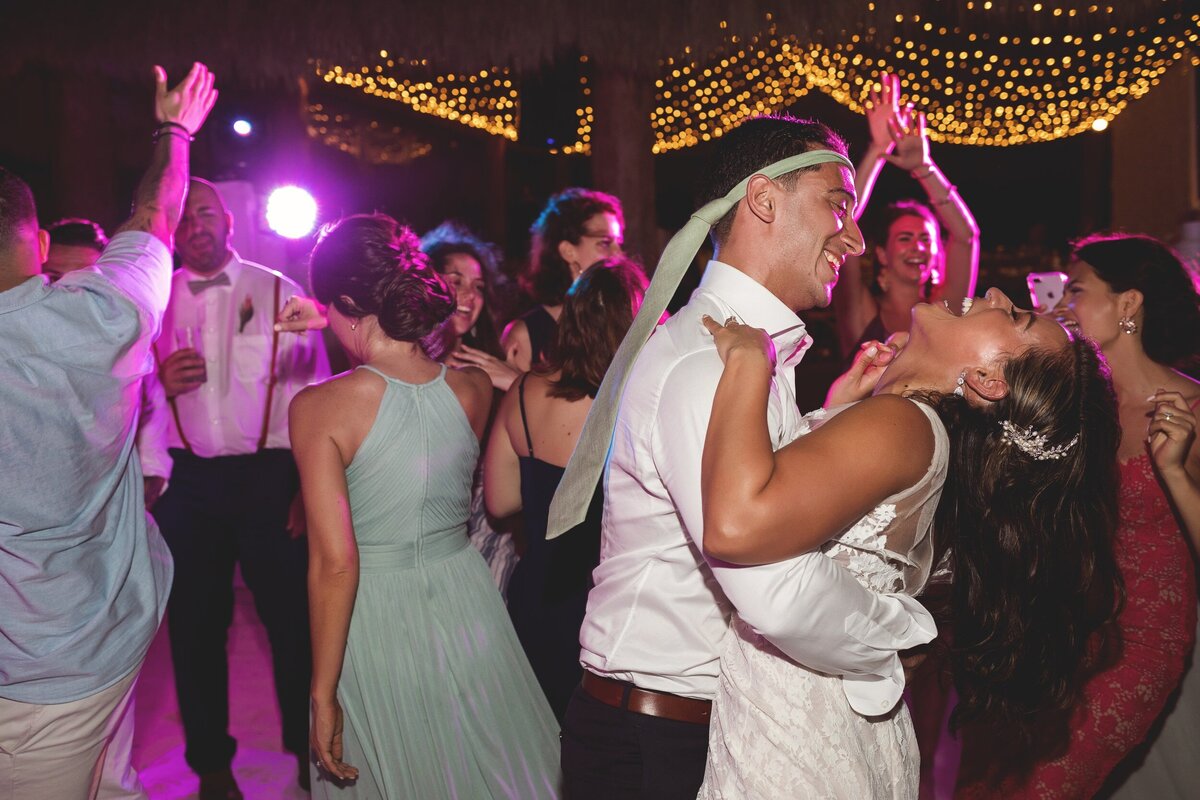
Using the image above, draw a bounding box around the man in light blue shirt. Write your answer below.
[0,62,217,798]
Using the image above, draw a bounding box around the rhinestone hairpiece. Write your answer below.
[999,420,1080,461]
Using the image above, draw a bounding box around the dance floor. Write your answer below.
[129,573,958,799]
[132,571,309,799]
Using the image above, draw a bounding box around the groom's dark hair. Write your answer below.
[703,114,848,247]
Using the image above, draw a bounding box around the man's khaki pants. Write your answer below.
[0,667,144,799]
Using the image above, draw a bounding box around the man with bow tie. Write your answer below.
[153,178,329,799]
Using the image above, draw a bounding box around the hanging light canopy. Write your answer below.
[316,3,1200,152]
[314,52,521,141]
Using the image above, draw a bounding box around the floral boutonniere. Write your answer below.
[238,295,255,333]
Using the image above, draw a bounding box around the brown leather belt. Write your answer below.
[581,671,711,725]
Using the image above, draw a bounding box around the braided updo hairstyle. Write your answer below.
[309,213,456,343]
[914,335,1122,743]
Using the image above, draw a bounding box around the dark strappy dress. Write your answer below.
[505,374,603,722]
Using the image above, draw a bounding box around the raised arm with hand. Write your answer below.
[884,110,980,308]
[115,63,217,246]
[854,73,903,220]
[833,74,906,352]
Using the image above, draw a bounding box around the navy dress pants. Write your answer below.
[153,448,310,774]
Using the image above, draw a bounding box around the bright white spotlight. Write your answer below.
[232,119,253,137]
[266,186,318,239]
[1091,118,1109,132]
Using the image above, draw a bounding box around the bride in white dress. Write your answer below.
[695,289,1124,799]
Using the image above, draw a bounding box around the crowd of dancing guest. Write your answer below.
[7,58,1200,800]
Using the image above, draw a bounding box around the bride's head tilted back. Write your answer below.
[903,297,1122,741]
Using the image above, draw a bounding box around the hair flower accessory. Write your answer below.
[999,420,1080,461]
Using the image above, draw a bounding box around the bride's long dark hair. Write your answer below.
[915,335,1123,739]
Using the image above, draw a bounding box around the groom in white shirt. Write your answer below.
[560,115,936,798]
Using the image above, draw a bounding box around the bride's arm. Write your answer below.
[700,315,934,566]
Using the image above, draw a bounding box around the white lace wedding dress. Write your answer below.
[697,400,948,800]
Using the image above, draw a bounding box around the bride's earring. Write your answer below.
[953,370,966,397]
[350,321,358,331]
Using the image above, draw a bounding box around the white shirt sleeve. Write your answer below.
[653,352,936,716]
[136,370,174,480]
[89,231,173,335]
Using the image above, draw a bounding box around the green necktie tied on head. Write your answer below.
[546,148,855,539]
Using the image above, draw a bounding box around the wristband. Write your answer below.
[153,121,194,142]
[152,129,193,144]
[910,165,934,180]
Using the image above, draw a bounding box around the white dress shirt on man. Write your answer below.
[136,369,173,480]
[578,261,936,717]
[156,251,329,456]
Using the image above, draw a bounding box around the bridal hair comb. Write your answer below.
[999,420,1080,461]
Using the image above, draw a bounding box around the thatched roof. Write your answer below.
[3,1,1189,83]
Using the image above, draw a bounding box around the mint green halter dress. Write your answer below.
[311,365,561,798]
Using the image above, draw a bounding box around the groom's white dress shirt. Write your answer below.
[578,261,936,716]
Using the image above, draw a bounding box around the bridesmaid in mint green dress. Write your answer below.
[291,214,561,798]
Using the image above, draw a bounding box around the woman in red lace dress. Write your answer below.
[957,233,1200,798]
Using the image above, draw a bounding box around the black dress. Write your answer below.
[505,374,602,722]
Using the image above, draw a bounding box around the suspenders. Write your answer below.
[165,274,283,454]
[256,276,282,451]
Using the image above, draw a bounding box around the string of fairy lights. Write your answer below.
[305,103,433,165]
[651,22,813,153]
[313,53,521,141]
[314,4,1200,155]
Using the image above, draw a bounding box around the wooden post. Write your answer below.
[1111,63,1198,239]
[589,62,658,269]
[484,134,508,245]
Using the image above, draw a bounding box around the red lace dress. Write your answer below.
[956,454,1198,799]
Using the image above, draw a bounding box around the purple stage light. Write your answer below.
[232,119,253,137]
[265,186,318,239]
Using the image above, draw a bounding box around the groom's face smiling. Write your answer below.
[768,161,863,312]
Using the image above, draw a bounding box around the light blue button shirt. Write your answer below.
[0,231,175,703]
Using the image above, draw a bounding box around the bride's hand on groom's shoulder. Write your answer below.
[825,332,909,407]
[701,315,777,370]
